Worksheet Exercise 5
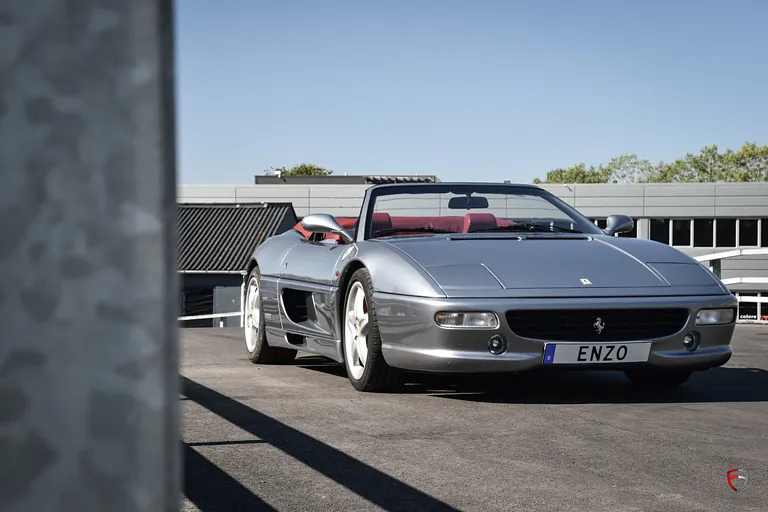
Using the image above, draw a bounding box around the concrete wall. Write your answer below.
[535,182,768,219]
[178,184,369,217]
[178,182,768,293]
[178,182,768,216]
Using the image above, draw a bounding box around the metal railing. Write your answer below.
[178,312,242,328]
[179,281,246,327]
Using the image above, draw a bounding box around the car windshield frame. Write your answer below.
[357,183,604,241]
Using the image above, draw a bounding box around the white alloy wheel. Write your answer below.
[244,276,260,352]
[344,281,369,380]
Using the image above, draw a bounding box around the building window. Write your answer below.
[649,219,670,244]
[739,219,758,246]
[716,219,737,247]
[594,219,607,229]
[672,219,691,246]
[762,219,768,248]
[737,293,759,321]
[693,218,714,247]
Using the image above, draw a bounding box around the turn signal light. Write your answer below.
[696,308,735,325]
[434,311,499,329]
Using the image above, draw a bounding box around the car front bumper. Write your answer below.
[373,292,737,374]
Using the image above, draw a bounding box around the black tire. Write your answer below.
[244,267,296,364]
[342,268,403,392]
[624,369,692,390]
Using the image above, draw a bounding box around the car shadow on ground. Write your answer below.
[295,356,768,404]
[181,376,458,512]
[183,441,278,511]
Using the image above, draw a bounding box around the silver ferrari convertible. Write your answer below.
[242,182,737,392]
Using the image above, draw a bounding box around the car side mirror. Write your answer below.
[301,213,354,243]
[604,214,634,236]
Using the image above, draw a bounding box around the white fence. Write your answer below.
[179,280,246,327]
[178,312,242,328]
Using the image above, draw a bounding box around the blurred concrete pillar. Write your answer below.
[0,1,180,511]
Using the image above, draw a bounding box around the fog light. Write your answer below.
[683,331,700,352]
[435,311,499,329]
[488,334,508,355]
[696,308,735,325]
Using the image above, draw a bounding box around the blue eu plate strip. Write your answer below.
[543,344,556,365]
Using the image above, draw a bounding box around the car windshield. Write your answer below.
[363,184,603,239]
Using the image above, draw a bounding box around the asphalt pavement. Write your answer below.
[180,325,768,512]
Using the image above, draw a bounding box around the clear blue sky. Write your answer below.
[175,0,767,185]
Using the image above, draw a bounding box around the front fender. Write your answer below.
[253,230,303,277]
[336,242,446,298]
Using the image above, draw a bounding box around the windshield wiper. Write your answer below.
[372,227,454,237]
[470,223,582,234]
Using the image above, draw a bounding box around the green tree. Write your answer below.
[533,143,768,184]
[646,142,768,183]
[532,155,653,184]
[646,145,724,183]
[264,163,334,176]
[600,154,656,184]
[532,163,610,184]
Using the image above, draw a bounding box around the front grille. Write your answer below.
[505,308,690,342]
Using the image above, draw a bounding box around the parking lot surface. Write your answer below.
[181,326,768,511]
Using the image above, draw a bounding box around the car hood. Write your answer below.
[378,234,729,298]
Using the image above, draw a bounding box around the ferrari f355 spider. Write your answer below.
[243,182,736,392]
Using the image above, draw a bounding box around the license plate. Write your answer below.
[542,342,651,365]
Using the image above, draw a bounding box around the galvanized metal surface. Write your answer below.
[0,0,179,510]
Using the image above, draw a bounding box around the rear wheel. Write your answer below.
[342,268,402,392]
[244,267,296,364]
[624,369,692,390]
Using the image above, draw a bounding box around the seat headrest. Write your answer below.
[463,213,497,233]
[370,212,393,233]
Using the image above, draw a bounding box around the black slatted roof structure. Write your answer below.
[253,174,438,185]
[366,175,438,184]
[177,202,297,273]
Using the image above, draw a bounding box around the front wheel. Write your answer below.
[244,267,296,364]
[342,268,402,392]
[624,369,692,390]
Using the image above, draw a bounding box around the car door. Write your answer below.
[278,235,350,341]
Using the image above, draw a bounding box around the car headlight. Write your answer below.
[696,308,735,325]
[435,311,499,329]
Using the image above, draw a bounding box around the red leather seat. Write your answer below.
[463,213,497,232]
[389,216,464,232]
[326,213,394,241]
[295,212,508,241]
[370,212,393,234]
[293,220,312,239]
[293,217,356,243]
[322,217,357,243]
